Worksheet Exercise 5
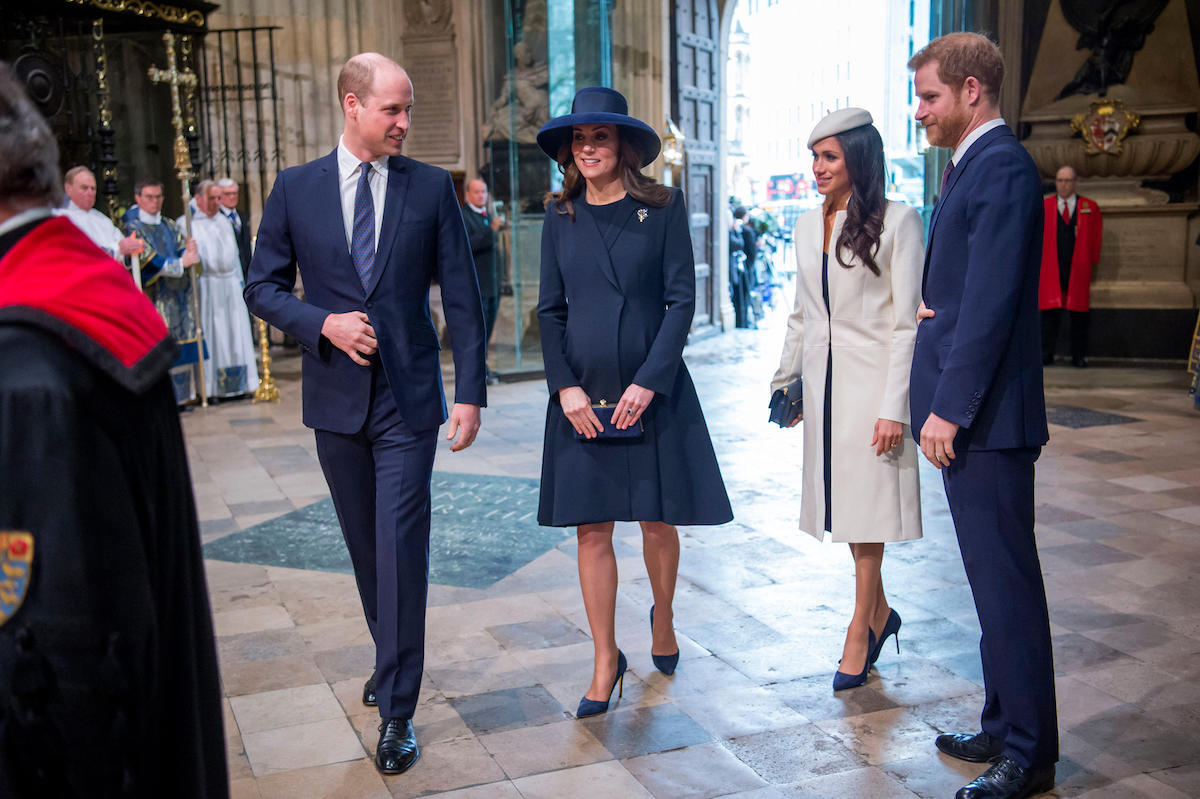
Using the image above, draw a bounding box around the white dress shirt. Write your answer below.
[950,117,1006,166]
[1057,194,1077,219]
[336,136,388,253]
[59,200,124,258]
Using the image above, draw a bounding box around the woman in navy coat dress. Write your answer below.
[536,88,732,718]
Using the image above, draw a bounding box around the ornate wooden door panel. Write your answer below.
[671,0,719,331]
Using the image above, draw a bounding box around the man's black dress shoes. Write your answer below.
[936,731,1003,763]
[375,717,420,774]
[362,671,377,707]
[956,756,1054,799]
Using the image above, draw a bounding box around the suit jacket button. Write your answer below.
[366,301,373,308]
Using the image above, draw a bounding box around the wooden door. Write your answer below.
[671,0,719,331]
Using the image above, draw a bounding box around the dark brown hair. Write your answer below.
[908,32,1004,105]
[545,129,671,219]
[826,124,886,276]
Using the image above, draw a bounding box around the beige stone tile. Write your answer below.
[230,682,346,735]
[381,735,507,796]
[511,759,655,799]
[296,615,373,652]
[242,717,365,777]
[421,782,524,799]
[214,604,296,637]
[788,765,921,798]
[228,776,261,799]
[477,718,610,779]
[1075,773,1193,798]
[255,759,390,799]
[221,654,327,697]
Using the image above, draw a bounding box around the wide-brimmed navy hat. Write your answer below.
[536,87,661,168]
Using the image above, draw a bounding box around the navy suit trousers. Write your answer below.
[942,446,1058,768]
[314,365,437,719]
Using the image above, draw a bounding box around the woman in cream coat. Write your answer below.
[772,108,924,691]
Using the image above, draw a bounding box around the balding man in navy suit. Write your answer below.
[908,34,1056,799]
[245,52,486,777]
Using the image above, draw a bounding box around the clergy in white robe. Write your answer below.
[59,166,141,262]
[180,180,259,398]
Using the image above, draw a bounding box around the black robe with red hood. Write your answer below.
[0,215,228,798]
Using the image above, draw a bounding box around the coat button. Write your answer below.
[366,301,373,309]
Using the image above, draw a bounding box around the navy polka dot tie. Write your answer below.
[352,162,375,290]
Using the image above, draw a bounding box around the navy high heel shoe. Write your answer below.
[576,650,627,718]
[832,628,875,692]
[650,605,680,675]
[867,609,901,667]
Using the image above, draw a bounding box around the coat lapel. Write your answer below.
[366,156,410,299]
[317,150,356,280]
[573,200,622,293]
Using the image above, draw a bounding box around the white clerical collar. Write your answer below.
[951,117,1006,165]
[0,207,54,237]
[466,202,486,215]
[138,208,162,225]
[337,136,389,179]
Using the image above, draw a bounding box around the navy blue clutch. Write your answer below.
[574,404,644,440]
[768,378,803,427]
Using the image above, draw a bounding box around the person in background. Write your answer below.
[216,177,253,281]
[772,107,924,693]
[1039,165,1101,367]
[59,165,142,262]
[535,87,733,718]
[462,177,503,384]
[734,205,758,324]
[182,179,259,399]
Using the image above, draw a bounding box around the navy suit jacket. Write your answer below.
[910,125,1049,451]
[245,150,487,434]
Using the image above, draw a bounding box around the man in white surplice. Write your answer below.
[179,179,259,398]
[59,166,142,262]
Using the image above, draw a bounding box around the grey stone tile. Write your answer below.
[622,741,769,798]
[448,684,567,735]
[723,723,863,784]
[765,674,901,722]
[1068,705,1200,773]
[1040,542,1139,568]
[578,703,711,759]
[1053,633,1138,676]
[486,617,590,651]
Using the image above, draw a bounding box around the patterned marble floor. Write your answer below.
[186,311,1200,799]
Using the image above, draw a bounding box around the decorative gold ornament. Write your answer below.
[1070,99,1141,156]
[253,318,280,402]
[66,0,205,29]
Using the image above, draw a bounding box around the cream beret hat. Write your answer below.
[806,107,873,149]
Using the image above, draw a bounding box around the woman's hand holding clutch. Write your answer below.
[560,386,604,439]
[613,384,655,430]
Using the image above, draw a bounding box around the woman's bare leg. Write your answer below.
[577,522,619,700]
[839,542,885,674]
[641,521,680,655]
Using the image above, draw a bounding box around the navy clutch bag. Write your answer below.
[768,378,803,427]
[573,403,644,440]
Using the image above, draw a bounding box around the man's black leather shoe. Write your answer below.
[936,731,1003,763]
[956,756,1054,799]
[362,671,377,707]
[375,717,420,775]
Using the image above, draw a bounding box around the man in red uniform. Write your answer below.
[1039,165,1102,367]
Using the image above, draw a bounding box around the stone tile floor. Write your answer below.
[186,310,1200,799]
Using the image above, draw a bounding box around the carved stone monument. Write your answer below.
[1020,0,1200,359]
[401,0,461,165]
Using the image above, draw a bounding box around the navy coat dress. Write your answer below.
[537,188,733,527]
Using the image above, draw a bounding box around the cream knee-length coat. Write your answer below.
[772,200,925,543]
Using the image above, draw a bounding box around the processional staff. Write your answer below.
[148,32,208,408]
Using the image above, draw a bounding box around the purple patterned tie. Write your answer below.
[939,159,956,196]
[352,162,375,290]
